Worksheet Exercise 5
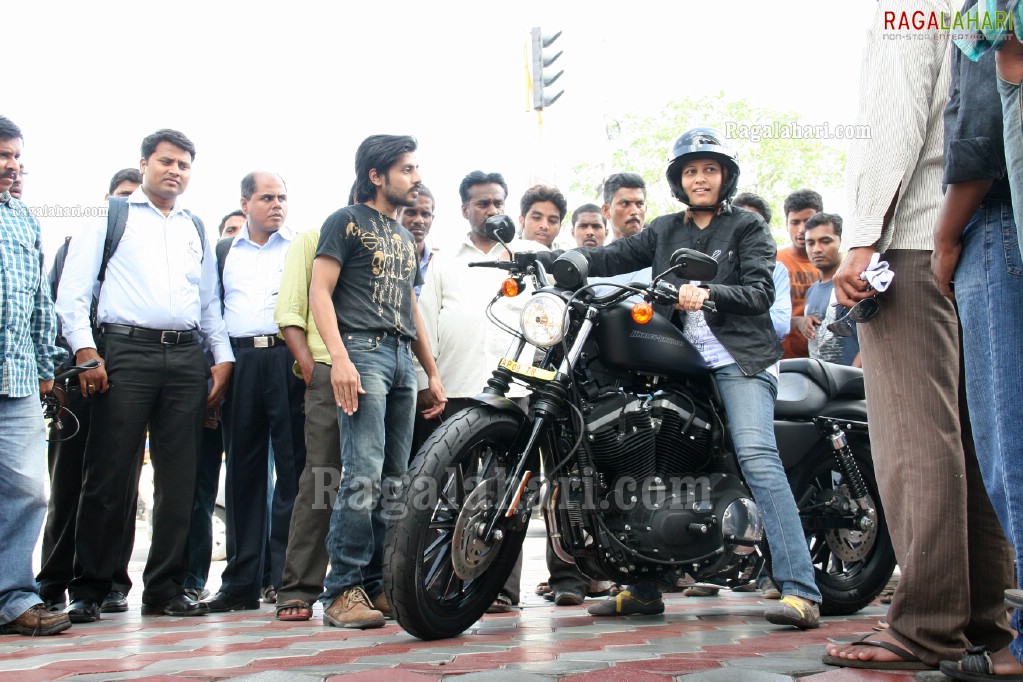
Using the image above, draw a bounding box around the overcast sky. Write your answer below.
[9,1,877,259]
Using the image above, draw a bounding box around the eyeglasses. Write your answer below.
[826,297,880,337]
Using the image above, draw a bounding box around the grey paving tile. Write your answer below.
[229,672,328,682]
[557,648,664,662]
[722,653,831,676]
[679,669,796,681]
[446,671,557,681]
[350,650,455,665]
[505,659,609,673]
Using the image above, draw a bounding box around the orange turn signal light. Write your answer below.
[502,278,521,297]
[631,302,654,324]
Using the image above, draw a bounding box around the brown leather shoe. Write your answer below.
[372,591,392,619]
[323,587,384,629]
[0,604,72,636]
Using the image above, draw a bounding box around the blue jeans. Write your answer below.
[321,332,415,603]
[954,201,1023,663]
[0,395,47,623]
[714,364,821,603]
[999,70,1023,255]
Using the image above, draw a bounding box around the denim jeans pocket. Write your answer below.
[342,333,382,354]
[1001,217,1023,278]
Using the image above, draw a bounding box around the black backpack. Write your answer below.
[96,196,207,285]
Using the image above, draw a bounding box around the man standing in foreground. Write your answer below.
[0,114,71,637]
[823,0,1013,670]
[56,129,234,620]
[310,134,446,628]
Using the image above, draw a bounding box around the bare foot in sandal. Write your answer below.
[275,599,312,621]
[822,630,931,670]
[940,646,1023,680]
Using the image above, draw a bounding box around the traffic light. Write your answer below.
[530,26,564,111]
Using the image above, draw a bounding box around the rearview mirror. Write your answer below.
[669,248,718,281]
[484,215,517,244]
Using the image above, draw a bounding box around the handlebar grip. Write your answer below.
[54,358,100,383]
[701,301,717,314]
[468,261,512,270]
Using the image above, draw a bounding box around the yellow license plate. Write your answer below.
[499,357,556,381]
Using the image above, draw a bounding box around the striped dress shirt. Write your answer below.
[0,193,62,397]
[845,0,954,252]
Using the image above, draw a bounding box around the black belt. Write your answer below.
[230,334,281,349]
[100,323,198,345]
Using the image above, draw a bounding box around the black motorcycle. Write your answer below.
[384,217,895,640]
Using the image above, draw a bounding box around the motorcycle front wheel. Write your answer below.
[384,405,530,640]
[793,437,897,616]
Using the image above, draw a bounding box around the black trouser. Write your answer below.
[183,420,224,590]
[217,343,306,599]
[69,334,207,604]
[36,384,140,602]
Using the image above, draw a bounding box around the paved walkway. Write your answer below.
[2,525,932,681]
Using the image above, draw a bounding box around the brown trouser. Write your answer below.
[278,362,340,606]
[859,250,1013,666]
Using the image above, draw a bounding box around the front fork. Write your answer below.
[479,313,598,544]
[816,417,874,531]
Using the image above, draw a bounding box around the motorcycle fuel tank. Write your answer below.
[593,303,711,380]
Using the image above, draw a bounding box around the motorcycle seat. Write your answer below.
[774,359,865,418]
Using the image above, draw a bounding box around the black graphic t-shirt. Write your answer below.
[316,203,423,339]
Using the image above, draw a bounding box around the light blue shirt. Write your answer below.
[770,261,792,341]
[56,188,234,364]
[222,223,293,337]
[0,194,62,396]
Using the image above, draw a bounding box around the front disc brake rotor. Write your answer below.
[825,485,878,562]
[451,477,504,580]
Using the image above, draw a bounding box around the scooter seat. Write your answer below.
[774,359,865,418]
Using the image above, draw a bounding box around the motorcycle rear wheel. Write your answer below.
[384,406,529,640]
[793,438,896,616]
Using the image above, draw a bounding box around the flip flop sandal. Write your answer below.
[821,633,931,671]
[939,646,1023,681]
[535,582,552,596]
[275,599,312,621]
[1006,590,1023,610]
[261,586,278,604]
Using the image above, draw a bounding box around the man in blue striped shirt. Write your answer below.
[0,114,71,637]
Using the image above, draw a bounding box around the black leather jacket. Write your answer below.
[543,206,782,376]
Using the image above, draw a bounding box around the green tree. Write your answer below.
[572,92,846,241]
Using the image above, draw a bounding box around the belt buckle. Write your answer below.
[160,330,180,345]
[254,336,270,348]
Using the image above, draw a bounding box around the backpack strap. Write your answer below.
[188,213,208,255]
[215,236,234,314]
[97,197,130,283]
[50,235,72,298]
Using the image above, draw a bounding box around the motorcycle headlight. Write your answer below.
[520,293,568,348]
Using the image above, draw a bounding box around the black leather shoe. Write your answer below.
[66,598,101,623]
[100,591,128,613]
[141,594,210,617]
[202,591,260,613]
[43,599,67,614]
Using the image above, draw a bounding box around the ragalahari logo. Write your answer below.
[883,9,1015,33]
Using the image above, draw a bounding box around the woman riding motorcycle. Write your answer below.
[541,127,822,629]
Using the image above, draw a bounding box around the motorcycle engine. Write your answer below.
[580,389,762,574]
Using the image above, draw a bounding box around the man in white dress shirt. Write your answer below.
[203,171,305,612]
[416,170,545,614]
[56,129,234,620]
